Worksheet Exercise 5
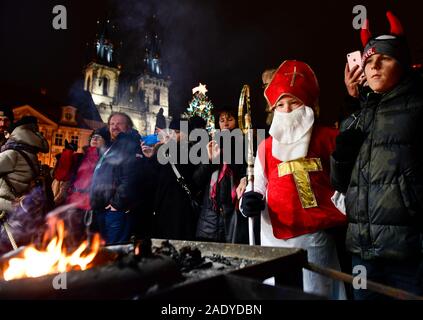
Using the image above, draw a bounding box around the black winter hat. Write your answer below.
[189,115,207,130]
[363,36,411,70]
[13,116,38,128]
[169,118,182,131]
[0,107,14,123]
[169,117,196,134]
[90,126,111,144]
[361,11,411,71]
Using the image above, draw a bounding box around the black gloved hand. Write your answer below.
[64,139,78,152]
[241,191,265,217]
[332,129,367,162]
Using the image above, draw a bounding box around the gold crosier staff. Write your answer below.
[238,85,256,245]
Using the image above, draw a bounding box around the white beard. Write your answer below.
[269,106,314,162]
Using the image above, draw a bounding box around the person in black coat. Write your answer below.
[90,112,144,244]
[148,118,200,241]
[331,12,423,299]
[193,108,248,243]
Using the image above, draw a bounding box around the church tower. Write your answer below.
[83,16,171,135]
[84,19,121,123]
[137,16,171,134]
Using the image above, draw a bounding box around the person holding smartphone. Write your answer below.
[331,11,423,299]
[345,51,367,99]
[194,108,248,244]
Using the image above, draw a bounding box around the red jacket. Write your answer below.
[259,126,346,239]
[54,149,81,181]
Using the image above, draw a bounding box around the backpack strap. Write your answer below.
[14,149,39,178]
[3,149,39,197]
[3,175,19,197]
[170,162,194,200]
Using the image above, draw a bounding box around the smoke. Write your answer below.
[0,186,48,255]
[110,0,220,116]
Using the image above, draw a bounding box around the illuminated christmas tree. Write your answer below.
[184,83,215,133]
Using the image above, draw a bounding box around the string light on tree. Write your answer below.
[184,83,215,133]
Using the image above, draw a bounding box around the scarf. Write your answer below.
[209,162,237,211]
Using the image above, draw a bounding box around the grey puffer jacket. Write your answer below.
[334,74,423,261]
[0,125,49,213]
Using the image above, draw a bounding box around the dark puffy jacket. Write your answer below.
[90,129,143,212]
[332,74,423,261]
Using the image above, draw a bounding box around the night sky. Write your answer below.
[0,0,422,128]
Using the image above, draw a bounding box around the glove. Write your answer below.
[64,139,78,152]
[332,129,367,162]
[241,191,265,217]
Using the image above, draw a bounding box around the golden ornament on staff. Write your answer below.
[238,85,254,186]
[238,84,251,134]
[238,84,256,245]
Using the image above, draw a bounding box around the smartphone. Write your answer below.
[141,133,159,146]
[347,51,365,79]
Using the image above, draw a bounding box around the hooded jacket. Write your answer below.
[0,124,49,212]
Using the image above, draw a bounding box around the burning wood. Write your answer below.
[0,239,182,300]
[1,220,100,281]
[0,237,307,299]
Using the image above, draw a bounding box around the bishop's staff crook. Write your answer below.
[238,85,256,245]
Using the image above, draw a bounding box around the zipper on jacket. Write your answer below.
[363,97,381,257]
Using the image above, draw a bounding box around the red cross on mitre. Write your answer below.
[264,60,320,109]
[284,66,305,87]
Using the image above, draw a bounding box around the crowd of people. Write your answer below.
[0,108,250,248]
[0,10,422,300]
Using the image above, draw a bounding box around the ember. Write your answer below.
[2,220,100,281]
[152,240,255,280]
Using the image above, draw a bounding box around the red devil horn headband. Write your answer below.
[386,11,404,37]
[360,11,404,47]
[361,19,371,47]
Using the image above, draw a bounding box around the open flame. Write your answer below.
[3,220,100,281]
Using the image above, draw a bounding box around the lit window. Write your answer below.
[71,135,79,148]
[154,88,160,105]
[103,77,109,96]
[55,133,63,146]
